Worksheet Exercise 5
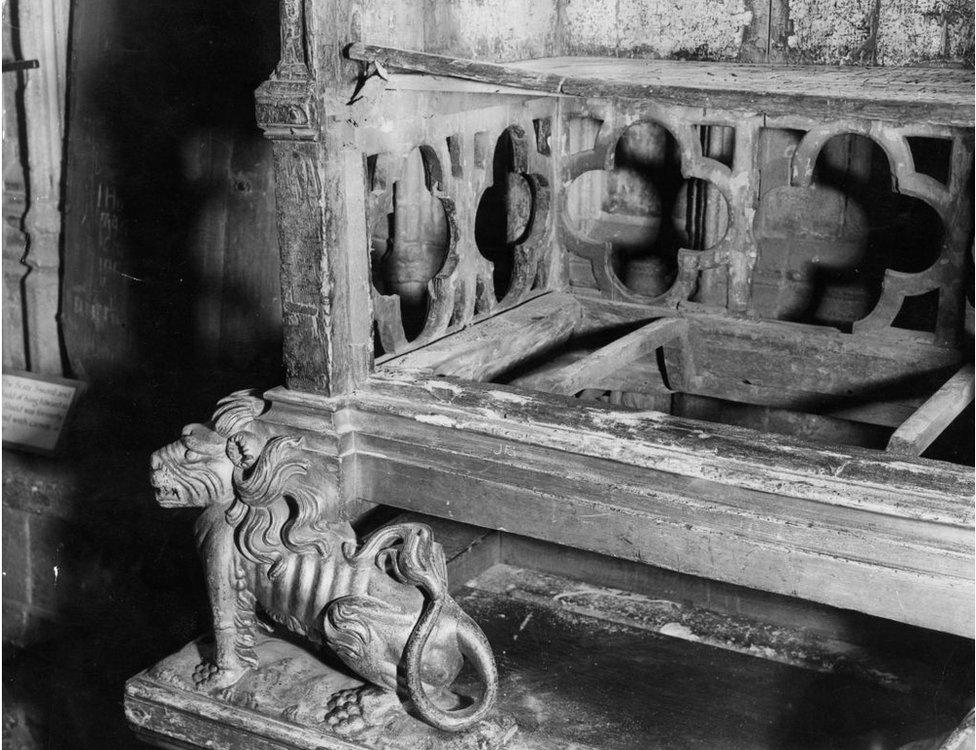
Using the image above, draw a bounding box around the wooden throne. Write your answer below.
[126,2,974,748]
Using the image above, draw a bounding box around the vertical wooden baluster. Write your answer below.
[19,0,69,374]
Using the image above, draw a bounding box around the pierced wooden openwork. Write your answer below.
[783,120,973,344]
[560,99,758,311]
[560,100,973,345]
[356,99,558,359]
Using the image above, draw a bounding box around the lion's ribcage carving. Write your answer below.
[250,547,408,643]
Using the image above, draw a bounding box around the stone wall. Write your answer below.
[356,0,974,64]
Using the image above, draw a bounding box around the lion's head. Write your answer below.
[151,389,339,578]
[150,390,266,508]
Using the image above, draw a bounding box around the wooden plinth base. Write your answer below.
[125,635,517,750]
[125,519,972,750]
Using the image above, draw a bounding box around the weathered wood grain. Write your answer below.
[496,533,912,651]
[256,376,976,636]
[346,44,975,126]
[18,0,68,376]
[355,428,972,578]
[887,364,975,457]
[339,374,974,636]
[672,393,892,448]
[340,375,974,526]
[377,74,559,98]
[379,292,582,380]
[514,317,686,395]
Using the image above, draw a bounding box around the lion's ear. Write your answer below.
[213,390,266,436]
[181,424,225,454]
[226,431,264,470]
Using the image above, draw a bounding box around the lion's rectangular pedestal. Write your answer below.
[126,519,975,750]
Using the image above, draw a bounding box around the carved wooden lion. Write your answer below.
[150,390,498,735]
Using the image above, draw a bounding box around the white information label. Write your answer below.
[2,373,81,453]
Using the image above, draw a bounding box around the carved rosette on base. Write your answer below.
[129,390,508,748]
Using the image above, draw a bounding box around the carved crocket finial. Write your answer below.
[149,390,500,736]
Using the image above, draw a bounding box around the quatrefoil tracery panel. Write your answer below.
[560,107,745,308]
[562,103,971,344]
[787,122,972,343]
[364,112,555,359]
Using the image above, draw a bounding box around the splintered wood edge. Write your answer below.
[346,43,975,126]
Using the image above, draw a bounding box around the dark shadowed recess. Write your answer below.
[4,2,281,748]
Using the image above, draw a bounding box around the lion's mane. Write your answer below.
[224,432,335,580]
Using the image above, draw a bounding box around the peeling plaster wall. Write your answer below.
[789,0,974,65]
[360,0,560,61]
[563,0,753,59]
[359,0,972,66]
[423,0,561,60]
[875,0,974,65]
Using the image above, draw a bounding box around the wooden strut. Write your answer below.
[887,363,975,457]
[382,293,583,381]
[514,317,687,396]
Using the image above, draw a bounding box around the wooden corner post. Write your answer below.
[255,0,373,396]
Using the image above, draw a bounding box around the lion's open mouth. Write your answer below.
[152,474,185,507]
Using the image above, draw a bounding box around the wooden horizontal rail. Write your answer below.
[352,374,972,526]
[379,292,582,381]
[346,43,975,127]
[338,374,974,637]
[888,364,975,457]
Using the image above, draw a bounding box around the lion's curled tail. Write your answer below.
[348,522,499,732]
[403,593,499,732]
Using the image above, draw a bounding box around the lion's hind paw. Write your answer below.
[323,685,400,737]
[192,660,247,690]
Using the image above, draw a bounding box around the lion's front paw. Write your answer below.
[323,685,401,737]
[192,660,248,690]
